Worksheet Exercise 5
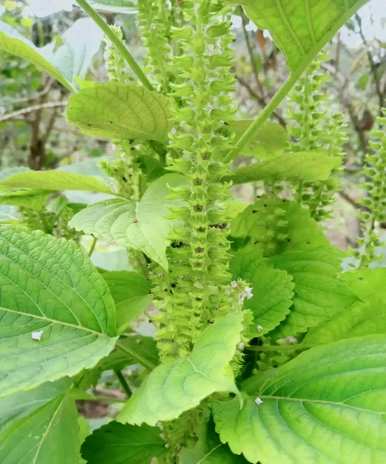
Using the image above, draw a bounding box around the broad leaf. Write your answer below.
[0,18,103,90]
[229,151,339,184]
[237,0,368,74]
[0,190,49,210]
[232,252,294,335]
[305,269,386,345]
[0,379,81,464]
[118,312,243,426]
[81,422,165,464]
[67,82,170,142]
[0,226,117,397]
[0,169,113,194]
[214,335,386,463]
[101,271,151,332]
[70,174,186,269]
[269,247,357,336]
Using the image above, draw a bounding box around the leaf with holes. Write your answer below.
[81,422,165,464]
[214,335,386,464]
[67,82,170,142]
[0,379,81,464]
[70,174,187,269]
[0,226,117,397]
[118,312,243,426]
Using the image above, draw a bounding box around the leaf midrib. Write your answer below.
[262,394,386,415]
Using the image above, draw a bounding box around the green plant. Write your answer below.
[1,1,386,463]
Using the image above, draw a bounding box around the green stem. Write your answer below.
[88,236,97,257]
[114,369,132,397]
[75,0,153,91]
[226,71,299,161]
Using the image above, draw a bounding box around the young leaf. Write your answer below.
[0,379,81,464]
[237,0,368,74]
[0,169,113,193]
[118,312,244,426]
[0,18,103,90]
[67,82,170,142]
[214,335,386,463]
[81,422,165,464]
[0,226,117,397]
[70,174,187,269]
[228,151,339,184]
[101,271,151,332]
[232,253,294,335]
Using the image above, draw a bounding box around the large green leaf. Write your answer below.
[0,379,81,464]
[81,422,165,464]
[214,335,386,463]
[67,82,170,142]
[269,247,357,336]
[305,269,386,345]
[237,0,368,74]
[0,169,113,194]
[229,151,339,184]
[0,226,117,397]
[118,312,243,426]
[0,18,103,90]
[101,271,151,332]
[70,174,186,269]
[232,252,294,335]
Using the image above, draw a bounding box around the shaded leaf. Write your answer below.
[0,379,81,464]
[215,335,386,463]
[67,82,170,142]
[82,421,165,464]
[118,312,243,426]
[101,271,151,332]
[0,226,117,397]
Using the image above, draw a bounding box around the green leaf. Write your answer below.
[70,174,187,269]
[99,335,159,371]
[305,269,386,345]
[0,169,113,194]
[0,190,49,210]
[0,379,81,464]
[101,271,152,332]
[67,82,170,142]
[237,0,368,74]
[90,0,137,14]
[0,18,103,90]
[269,247,357,336]
[0,226,117,397]
[214,335,386,464]
[81,421,165,463]
[118,312,243,426]
[230,120,288,158]
[229,151,339,184]
[232,254,294,335]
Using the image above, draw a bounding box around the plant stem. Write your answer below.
[226,71,299,161]
[88,236,97,257]
[114,369,132,397]
[75,0,153,91]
